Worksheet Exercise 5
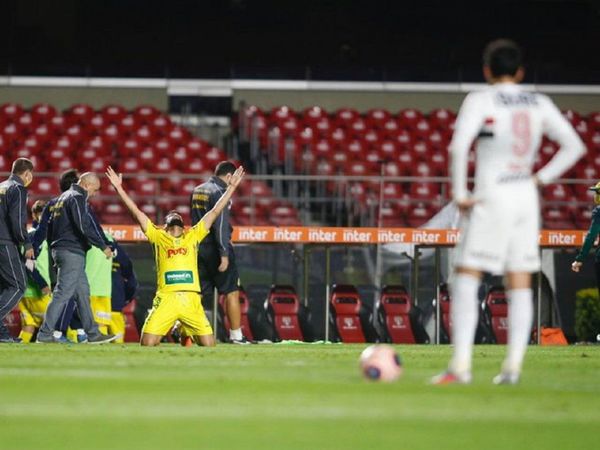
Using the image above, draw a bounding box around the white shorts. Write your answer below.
[454,182,541,274]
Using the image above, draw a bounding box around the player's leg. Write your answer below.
[140,333,163,346]
[140,293,177,346]
[18,298,37,343]
[0,244,27,324]
[495,187,539,384]
[195,334,216,347]
[38,250,81,342]
[108,312,126,344]
[72,266,116,344]
[496,271,533,384]
[179,292,215,347]
[216,246,246,342]
[433,201,509,384]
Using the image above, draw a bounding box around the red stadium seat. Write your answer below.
[122,301,140,343]
[2,306,21,338]
[303,106,328,125]
[329,285,365,343]
[271,204,301,226]
[133,105,161,124]
[265,285,306,341]
[30,177,58,197]
[218,289,254,341]
[334,108,360,128]
[31,103,58,124]
[428,108,456,130]
[271,106,295,123]
[119,115,139,136]
[438,283,452,343]
[187,138,209,156]
[378,202,405,227]
[407,203,435,227]
[345,139,366,160]
[66,104,95,126]
[575,206,593,229]
[182,159,208,174]
[377,285,426,344]
[483,286,508,344]
[349,118,367,137]
[397,108,424,129]
[0,103,25,123]
[330,127,348,149]
[366,108,392,128]
[151,115,173,137]
[101,105,127,124]
[542,206,574,229]
[134,125,155,146]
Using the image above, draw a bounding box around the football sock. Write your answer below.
[98,325,108,335]
[448,273,480,375]
[19,330,33,343]
[229,328,243,341]
[503,288,533,374]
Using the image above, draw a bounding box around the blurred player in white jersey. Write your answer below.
[432,39,585,385]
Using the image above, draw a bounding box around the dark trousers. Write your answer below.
[0,243,27,320]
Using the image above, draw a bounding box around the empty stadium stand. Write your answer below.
[242,104,600,228]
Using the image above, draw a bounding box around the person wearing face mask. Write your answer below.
[571,183,600,284]
[36,172,117,344]
[0,158,34,343]
[105,165,245,347]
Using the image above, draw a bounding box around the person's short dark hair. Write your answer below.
[11,158,34,175]
[32,199,47,216]
[214,161,237,177]
[483,39,522,77]
[59,169,79,192]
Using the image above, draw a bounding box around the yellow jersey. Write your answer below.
[145,220,209,294]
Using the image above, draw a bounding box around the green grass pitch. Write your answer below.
[1,344,599,450]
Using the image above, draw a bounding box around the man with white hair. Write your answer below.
[37,173,117,344]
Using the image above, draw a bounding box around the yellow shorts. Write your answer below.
[142,291,213,337]
[90,296,112,326]
[19,294,51,328]
[108,312,126,344]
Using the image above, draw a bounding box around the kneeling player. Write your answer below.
[105,165,245,346]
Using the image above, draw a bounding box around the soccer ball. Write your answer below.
[359,344,403,382]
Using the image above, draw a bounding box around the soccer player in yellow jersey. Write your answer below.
[105,165,245,346]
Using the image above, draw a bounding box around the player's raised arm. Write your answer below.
[200,166,245,230]
[105,166,150,232]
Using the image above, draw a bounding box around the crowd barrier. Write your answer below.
[106,224,585,344]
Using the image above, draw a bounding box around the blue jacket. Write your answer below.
[0,174,32,250]
[33,196,111,257]
[47,184,108,255]
[190,176,232,256]
[111,240,137,312]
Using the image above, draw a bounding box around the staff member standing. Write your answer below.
[37,172,117,344]
[0,158,34,343]
[191,161,248,344]
[572,182,600,282]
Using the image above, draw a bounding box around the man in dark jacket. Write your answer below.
[107,237,138,343]
[572,182,600,284]
[0,158,34,343]
[191,161,248,344]
[37,172,117,344]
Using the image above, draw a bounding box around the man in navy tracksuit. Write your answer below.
[33,169,113,340]
[36,172,117,344]
[108,239,138,342]
[0,158,34,343]
[191,161,248,344]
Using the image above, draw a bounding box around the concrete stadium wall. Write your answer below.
[0,87,168,111]
[233,90,600,114]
